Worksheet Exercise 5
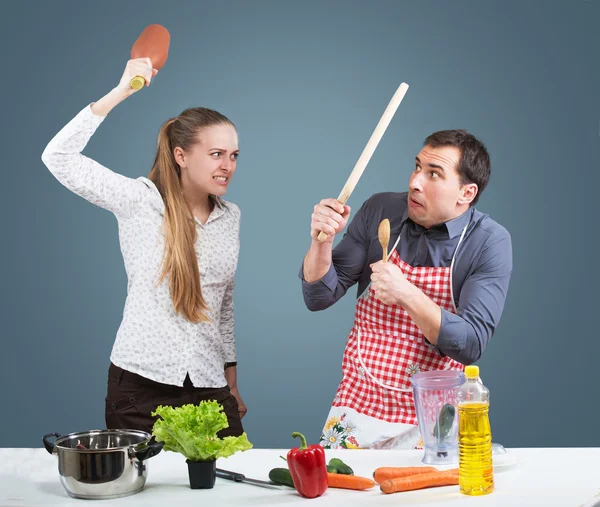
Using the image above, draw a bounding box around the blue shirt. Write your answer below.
[299,192,513,365]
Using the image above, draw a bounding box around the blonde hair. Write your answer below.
[148,108,235,323]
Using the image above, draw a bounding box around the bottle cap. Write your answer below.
[465,365,479,378]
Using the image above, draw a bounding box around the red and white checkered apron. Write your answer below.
[320,224,468,449]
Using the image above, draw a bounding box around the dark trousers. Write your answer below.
[105,363,243,437]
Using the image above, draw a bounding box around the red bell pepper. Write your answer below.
[287,432,328,498]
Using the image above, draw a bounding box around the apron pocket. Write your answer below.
[355,330,418,391]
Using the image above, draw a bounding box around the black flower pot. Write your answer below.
[186,459,217,489]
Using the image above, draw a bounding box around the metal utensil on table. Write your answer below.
[216,468,286,490]
[42,429,163,500]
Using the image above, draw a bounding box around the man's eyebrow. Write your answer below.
[416,156,445,172]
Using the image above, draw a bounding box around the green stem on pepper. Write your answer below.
[291,432,308,449]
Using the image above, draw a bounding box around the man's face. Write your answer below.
[407,145,472,228]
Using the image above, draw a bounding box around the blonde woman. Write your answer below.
[42,58,246,436]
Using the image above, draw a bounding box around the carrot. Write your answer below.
[373,466,439,484]
[380,468,459,494]
[327,472,376,490]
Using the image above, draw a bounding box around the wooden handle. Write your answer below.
[130,76,145,90]
[316,82,409,243]
[317,230,329,242]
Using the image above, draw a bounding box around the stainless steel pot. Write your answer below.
[43,429,163,500]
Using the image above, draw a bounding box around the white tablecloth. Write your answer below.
[1,447,599,506]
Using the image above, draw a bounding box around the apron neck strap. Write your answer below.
[390,210,472,310]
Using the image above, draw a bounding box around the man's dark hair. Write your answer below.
[424,130,490,206]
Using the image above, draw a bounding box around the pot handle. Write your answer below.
[133,441,164,461]
[42,433,61,454]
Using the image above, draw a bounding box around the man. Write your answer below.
[300,130,512,449]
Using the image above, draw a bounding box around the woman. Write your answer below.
[41,58,247,437]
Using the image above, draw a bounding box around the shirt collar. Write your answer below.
[143,178,228,223]
[443,209,472,238]
[401,206,472,239]
[197,195,227,226]
[211,194,225,210]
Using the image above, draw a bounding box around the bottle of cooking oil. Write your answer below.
[457,365,494,496]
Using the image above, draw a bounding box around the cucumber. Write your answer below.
[328,458,354,475]
[268,467,295,487]
[433,403,455,439]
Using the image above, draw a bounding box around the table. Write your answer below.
[1,448,599,506]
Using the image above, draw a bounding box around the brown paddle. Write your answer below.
[129,24,170,90]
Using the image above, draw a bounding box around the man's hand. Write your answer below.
[230,387,247,419]
[302,198,351,283]
[370,260,412,306]
[310,198,351,243]
[370,260,444,345]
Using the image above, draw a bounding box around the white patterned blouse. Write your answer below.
[41,104,240,388]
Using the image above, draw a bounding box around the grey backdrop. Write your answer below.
[1,0,598,449]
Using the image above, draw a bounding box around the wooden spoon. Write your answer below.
[378,218,390,262]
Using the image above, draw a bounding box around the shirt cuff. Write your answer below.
[84,103,107,125]
[436,309,467,351]
[222,341,236,364]
[423,336,444,356]
[298,262,338,292]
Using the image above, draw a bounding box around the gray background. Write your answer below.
[1,0,598,449]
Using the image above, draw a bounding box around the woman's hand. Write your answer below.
[230,387,248,419]
[91,59,159,117]
[115,58,158,96]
